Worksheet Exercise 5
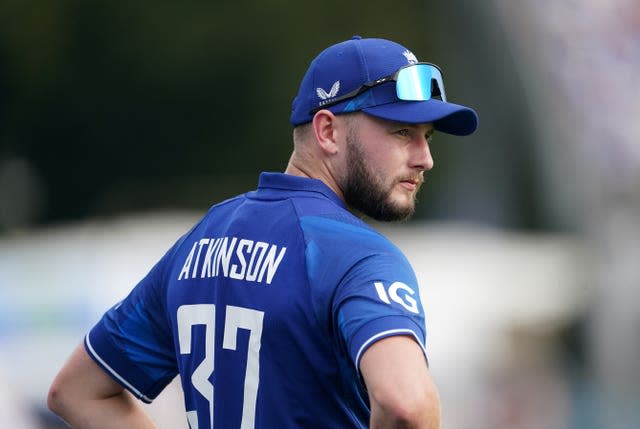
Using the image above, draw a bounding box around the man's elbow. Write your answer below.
[47,377,80,423]
[402,398,440,428]
[373,387,441,428]
[47,380,67,417]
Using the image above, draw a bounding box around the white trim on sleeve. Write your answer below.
[84,334,154,403]
[354,328,427,370]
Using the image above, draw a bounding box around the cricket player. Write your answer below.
[48,36,478,428]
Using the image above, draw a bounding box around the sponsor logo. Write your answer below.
[374,281,419,314]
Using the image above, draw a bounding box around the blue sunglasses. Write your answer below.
[310,62,447,114]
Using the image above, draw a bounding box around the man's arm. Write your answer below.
[360,335,440,429]
[47,342,157,429]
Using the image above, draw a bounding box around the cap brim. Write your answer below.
[362,99,478,136]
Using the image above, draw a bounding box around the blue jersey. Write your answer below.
[85,172,428,429]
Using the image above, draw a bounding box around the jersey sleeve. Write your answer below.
[334,251,427,370]
[300,214,427,372]
[84,244,181,403]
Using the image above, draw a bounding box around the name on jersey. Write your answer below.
[177,237,287,285]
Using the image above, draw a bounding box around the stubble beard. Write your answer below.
[342,130,419,222]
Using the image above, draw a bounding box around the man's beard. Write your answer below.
[341,130,419,222]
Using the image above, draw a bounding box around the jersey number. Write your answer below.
[177,304,264,429]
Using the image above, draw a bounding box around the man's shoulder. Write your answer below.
[299,212,402,257]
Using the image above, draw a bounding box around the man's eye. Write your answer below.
[396,129,410,137]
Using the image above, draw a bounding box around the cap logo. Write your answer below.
[402,50,418,64]
[316,81,340,100]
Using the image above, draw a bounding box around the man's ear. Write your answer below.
[311,110,340,156]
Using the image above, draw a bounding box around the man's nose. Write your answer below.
[412,135,434,172]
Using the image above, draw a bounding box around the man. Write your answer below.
[48,36,478,428]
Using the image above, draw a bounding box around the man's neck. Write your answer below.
[284,152,346,203]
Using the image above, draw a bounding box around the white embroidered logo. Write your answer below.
[402,50,418,64]
[316,81,340,100]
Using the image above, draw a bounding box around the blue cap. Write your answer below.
[289,36,478,136]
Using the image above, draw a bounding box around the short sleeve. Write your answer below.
[84,246,180,403]
[299,214,428,373]
[334,252,427,369]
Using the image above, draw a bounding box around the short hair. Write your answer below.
[292,122,312,146]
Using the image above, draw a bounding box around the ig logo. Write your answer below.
[373,281,419,314]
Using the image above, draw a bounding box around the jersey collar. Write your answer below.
[253,172,347,209]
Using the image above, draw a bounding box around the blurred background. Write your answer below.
[0,0,638,428]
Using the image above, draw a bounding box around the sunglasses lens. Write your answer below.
[396,64,446,102]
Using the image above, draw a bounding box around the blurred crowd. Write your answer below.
[494,1,640,427]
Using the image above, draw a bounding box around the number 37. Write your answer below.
[177,304,264,429]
